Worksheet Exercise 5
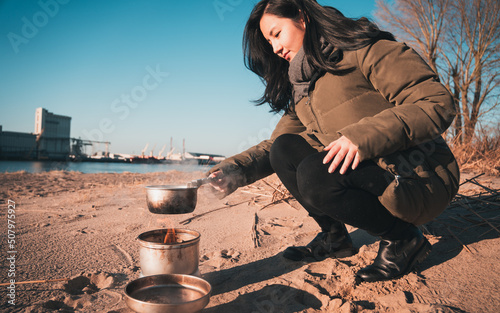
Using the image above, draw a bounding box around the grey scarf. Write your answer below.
[288,40,336,105]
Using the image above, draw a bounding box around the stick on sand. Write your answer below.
[0,278,69,286]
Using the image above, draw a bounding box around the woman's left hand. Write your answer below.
[323,136,360,174]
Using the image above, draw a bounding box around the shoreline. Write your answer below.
[0,160,213,175]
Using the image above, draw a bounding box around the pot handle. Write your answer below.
[187,177,214,188]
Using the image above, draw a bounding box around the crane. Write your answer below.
[158,144,167,159]
[141,143,149,158]
[149,144,156,158]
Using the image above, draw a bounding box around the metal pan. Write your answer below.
[125,274,211,313]
[145,185,198,214]
[145,178,213,214]
[137,229,200,277]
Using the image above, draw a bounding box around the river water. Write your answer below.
[0,160,212,174]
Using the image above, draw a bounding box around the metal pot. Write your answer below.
[125,274,211,313]
[137,229,200,277]
[145,185,198,214]
[145,178,211,214]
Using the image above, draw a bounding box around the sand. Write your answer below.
[0,169,499,313]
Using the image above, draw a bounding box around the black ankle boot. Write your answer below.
[283,215,357,261]
[356,223,431,282]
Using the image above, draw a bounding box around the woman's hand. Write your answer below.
[323,136,360,174]
[208,170,229,193]
[207,170,241,199]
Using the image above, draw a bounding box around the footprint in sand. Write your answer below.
[63,272,115,295]
[200,249,242,270]
[25,272,118,312]
[260,217,303,236]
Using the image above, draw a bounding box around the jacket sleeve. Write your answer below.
[207,109,308,187]
[339,40,456,161]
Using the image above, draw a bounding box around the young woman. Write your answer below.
[208,0,459,282]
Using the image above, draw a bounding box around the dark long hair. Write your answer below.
[243,0,395,113]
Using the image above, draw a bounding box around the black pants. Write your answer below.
[269,134,404,236]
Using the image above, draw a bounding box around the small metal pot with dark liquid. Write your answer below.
[145,178,212,214]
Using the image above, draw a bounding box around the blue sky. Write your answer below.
[0,0,378,157]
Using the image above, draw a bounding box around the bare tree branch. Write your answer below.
[375,0,500,143]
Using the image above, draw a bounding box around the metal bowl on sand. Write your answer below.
[125,274,211,313]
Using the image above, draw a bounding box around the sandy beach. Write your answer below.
[0,169,499,313]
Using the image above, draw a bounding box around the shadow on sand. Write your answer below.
[204,284,322,313]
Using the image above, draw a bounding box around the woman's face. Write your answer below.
[259,13,305,62]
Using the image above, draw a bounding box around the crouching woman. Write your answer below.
[208,0,459,282]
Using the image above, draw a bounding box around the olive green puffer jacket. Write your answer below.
[209,39,460,225]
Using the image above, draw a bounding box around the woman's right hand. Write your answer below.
[208,170,227,192]
[208,170,230,194]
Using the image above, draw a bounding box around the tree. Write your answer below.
[374,0,500,144]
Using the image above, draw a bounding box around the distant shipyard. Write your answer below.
[0,108,224,165]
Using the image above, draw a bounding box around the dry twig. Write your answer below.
[251,211,261,248]
[240,190,272,198]
[468,179,498,194]
[259,196,294,211]
[261,179,291,202]
[179,200,253,225]
[459,173,485,186]
[462,201,500,235]
[0,278,69,286]
[444,225,474,253]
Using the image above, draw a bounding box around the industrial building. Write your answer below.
[34,108,71,159]
[0,125,37,159]
[0,108,71,160]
